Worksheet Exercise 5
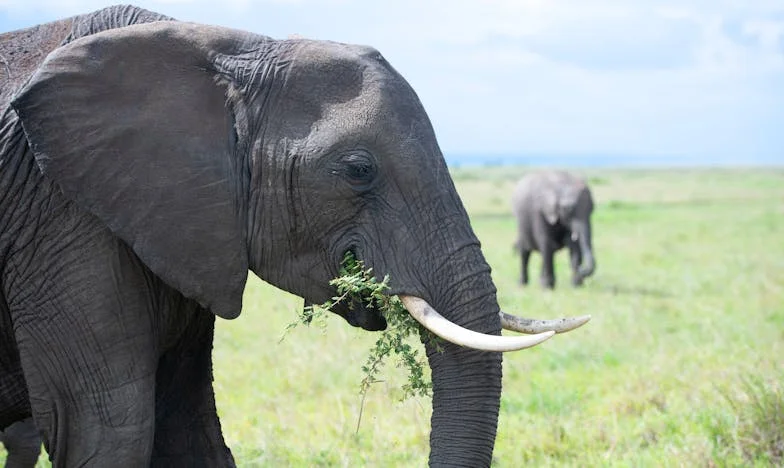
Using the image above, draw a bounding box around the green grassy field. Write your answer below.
[4,167,783,467]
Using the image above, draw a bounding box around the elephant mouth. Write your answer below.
[332,298,387,331]
[325,249,388,331]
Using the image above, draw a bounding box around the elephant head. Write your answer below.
[542,175,596,281]
[11,21,587,465]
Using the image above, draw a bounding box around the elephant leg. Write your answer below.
[539,246,556,289]
[569,242,583,287]
[152,302,234,467]
[9,232,159,466]
[520,250,531,285]
[1,417,41,468]
[0,294,32,429]
[14,304,157,467]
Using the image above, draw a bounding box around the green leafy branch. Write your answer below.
[284,252,440,405]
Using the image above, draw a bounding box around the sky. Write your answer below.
[1,0,782,164]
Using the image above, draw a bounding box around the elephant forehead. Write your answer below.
[284,41,380,103]
[295,39,382,66]
[288,41,420,114]
[278,41,431,146]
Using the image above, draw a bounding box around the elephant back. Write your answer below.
[1,5,174,112]
[0,19,73,111]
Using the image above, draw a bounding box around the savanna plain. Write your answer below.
[4,166,783,467]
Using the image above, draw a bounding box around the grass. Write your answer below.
[2,166,783,466]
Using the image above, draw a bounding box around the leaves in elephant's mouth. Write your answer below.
[283,251,440,407]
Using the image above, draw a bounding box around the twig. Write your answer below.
[355,378,385,435]
[355,390,367,435]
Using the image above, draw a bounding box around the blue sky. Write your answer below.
[1,0,782,164]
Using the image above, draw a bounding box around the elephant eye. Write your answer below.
[341,152,377,191]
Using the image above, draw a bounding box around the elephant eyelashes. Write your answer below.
[341,152,377,191]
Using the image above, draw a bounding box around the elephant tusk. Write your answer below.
[399,296,555,352]
[499,311,591,334]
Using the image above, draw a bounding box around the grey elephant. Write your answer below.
[0,418,41,468]
[512,170,596,288]
[0,5,589,467]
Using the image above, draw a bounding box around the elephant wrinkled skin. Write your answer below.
[0,5,587,466]
[512,170,597,289]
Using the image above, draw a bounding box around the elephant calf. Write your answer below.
[0,418,41,468]
[512,170,596,288]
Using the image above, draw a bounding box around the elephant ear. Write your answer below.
[11,22,248,319]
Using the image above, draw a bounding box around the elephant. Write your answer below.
[512,170,596,289]
[0,5,590,466]
[0,418,41,468]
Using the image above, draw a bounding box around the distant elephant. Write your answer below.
[0,418,41,468]
[512,170,596,288]
[0,5,588,467]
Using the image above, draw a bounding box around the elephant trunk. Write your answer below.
[577,224,595,278]
[419,246,504,467]
[426,339,502,466]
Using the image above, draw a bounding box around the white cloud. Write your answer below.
[1,0,781,160]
